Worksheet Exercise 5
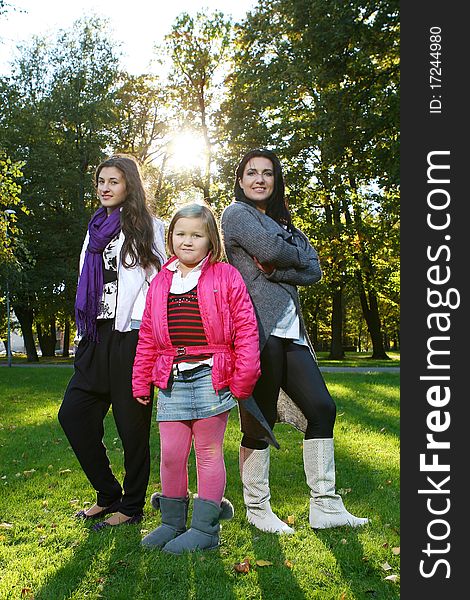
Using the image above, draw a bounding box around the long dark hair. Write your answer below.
[234,148,292,229]
[95,155,162,270]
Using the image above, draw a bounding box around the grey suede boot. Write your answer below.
[141,493,189,549]
[239,446,294,534]
[162,496,234,554]
[303,438,369,529]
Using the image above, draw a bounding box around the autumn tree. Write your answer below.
[162,11,232,204]
[219,0,399,358]
[0,17,121,359]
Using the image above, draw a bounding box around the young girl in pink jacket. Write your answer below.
[132,203,260,554]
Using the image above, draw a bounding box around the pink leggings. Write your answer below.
[158,411,230,504]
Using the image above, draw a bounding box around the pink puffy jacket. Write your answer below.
[132,256,261,400]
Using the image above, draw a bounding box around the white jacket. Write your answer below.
[79,217,166,332]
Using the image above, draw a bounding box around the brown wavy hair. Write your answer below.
[167,203,224,263]
[95,155,163,270]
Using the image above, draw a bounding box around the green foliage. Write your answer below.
[113,74,170,164]
[164,11,232,115]
[0,2,400,355]
[0,16,122,341]
[0,367,400,599]
[162,11,233,202]
[0,153,24,264]
[218,0,399,355]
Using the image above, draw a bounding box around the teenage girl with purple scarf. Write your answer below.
[58,155,166,530]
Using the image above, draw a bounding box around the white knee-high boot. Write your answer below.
[239,446,294,534]
[303,438,369,529]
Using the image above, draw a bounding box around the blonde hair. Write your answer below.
[167,203,224,263]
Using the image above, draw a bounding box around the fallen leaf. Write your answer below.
[0,522,13,529]
[23,469,36,476]
[381,562,392,571]
[382,542,389,548]
[284,559,294,569]
[256,560,272,567]
[338,488,352,495]
[285,515,295,525]
[234,558,251,573]
[392,547,400,555]
[59,469,71,475]
[20,588,32,597]
[384,574,399,582]
[340,538,347,545]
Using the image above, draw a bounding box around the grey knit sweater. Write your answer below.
[221,201,321,348]
[221,201,322,433]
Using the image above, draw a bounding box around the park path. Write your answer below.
[1,363,399,373]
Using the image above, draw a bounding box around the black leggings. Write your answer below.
[242,336,336,450]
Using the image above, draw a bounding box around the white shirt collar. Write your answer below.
[167,255,208,274]
[168,255,209,294]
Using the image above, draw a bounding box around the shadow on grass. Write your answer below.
[33,522,238,600]
[1,368,399,599]
[221,405,400,599]
[324,373,400,437]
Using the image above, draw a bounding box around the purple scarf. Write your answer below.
[75,207,122,342]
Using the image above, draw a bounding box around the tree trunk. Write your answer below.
[308,298,321,348]
[199,91,212,204]
[13,304,39,362]
[37,318,57,357]
[62,320,70,357]
[356,271,390,360]
[345,178,390,360]
[328,287,345,360]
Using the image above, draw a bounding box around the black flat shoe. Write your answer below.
[74,498,122,521]
[92,512,143,532]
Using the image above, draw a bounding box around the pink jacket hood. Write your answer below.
[132,256,260,400]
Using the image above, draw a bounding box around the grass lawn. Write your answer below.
[314,352,400,368]
[0,367,399,600]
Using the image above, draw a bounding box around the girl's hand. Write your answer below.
[253,256,274,275]
[136,396,151,405]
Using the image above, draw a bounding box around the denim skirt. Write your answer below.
[156,365,236,421]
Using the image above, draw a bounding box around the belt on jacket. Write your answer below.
[160,344,231,358]
[171,363,212,377]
